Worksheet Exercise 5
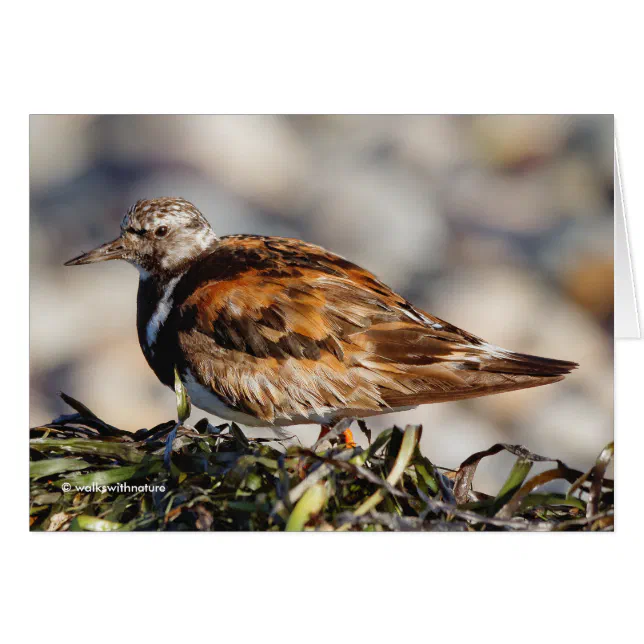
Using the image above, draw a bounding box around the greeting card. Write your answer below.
[30,115,625,531]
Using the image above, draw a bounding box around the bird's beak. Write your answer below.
[64,237,127,266]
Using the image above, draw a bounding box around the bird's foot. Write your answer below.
[339,428,357,448]
[315,420,357,449]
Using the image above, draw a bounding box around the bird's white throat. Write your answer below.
[144,273,184,354]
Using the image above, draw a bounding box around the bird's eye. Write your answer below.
[155,226,169,238]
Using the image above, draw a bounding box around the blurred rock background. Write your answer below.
[30,115,614,492]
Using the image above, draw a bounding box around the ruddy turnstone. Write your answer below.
[65,197,577,441]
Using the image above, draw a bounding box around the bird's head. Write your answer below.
[65,197,217,278]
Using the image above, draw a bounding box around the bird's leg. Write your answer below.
[316,425,331,442]
[314,418,357,449]
[340,427,357,448]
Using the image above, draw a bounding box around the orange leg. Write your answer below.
[317,425,330,441]
[316,425,356,448]
[341,428,357,448]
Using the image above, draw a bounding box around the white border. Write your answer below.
[4,2,642,640]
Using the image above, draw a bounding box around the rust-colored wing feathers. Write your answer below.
[174,235,577,425]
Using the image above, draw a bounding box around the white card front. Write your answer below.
[614,136,640,338]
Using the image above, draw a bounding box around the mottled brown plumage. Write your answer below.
[65,197,578,429]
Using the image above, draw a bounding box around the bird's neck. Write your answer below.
[136,269,186,388]
[138,235,219,282]
[135,237,218,353]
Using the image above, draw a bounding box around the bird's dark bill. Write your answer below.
[64,237,126,266]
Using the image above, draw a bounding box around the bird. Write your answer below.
[65,197,577,446]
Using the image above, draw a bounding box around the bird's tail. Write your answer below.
[378,345,578,409]
[476,348,578,378]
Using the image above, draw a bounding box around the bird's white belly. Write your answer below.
[182,371,267,426]
[182,370,417,428]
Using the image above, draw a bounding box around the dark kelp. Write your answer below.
[29,393,613,532]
